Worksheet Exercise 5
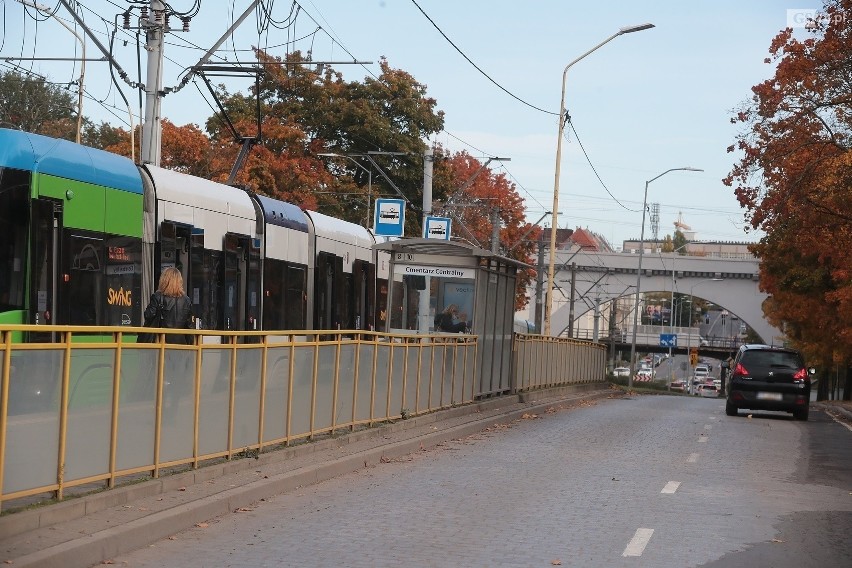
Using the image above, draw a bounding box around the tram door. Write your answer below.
[315,252,343,331]
[27,198,61,341]
[352,260,375,330]
[222,233,259,333]
[158,221,202,327]
[158,222,191,280]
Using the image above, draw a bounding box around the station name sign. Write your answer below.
[401,264,475,279]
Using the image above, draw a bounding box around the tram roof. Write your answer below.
[0,128,142,194]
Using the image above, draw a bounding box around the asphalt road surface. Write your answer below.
[110,395,852,568]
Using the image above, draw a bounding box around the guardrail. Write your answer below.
[0,326,606,511]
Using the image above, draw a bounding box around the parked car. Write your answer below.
[726,344,813,420]
[613,367,630,377]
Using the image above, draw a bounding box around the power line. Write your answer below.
[409,0,556,116]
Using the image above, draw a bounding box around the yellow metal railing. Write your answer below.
[0,325,478,510]
[0,326,606,511]
[513,333,607,391]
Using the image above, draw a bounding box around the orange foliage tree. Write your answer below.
[725,0,852,395]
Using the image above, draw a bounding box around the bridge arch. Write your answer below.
[547,250,783,345]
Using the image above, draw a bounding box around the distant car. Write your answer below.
[670,380,686,392]
[694,364,710,379]
[699,384,719,398]
[726,344,813,420]
[613,367,630,377]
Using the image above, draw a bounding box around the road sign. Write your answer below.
[690,348,699,366]
[659,333,677,347]
[374,199,405,236]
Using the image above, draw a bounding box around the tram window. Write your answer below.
[104,236,142,326]
[341,273,353,330]
[285,264,306,329]
[262,258,286,330]
[65,233,103,325]
[0,169,29,311]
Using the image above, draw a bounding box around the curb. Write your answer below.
[812,402,852,422]
[2,384,614,568]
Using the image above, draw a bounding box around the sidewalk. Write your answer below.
[0,383,615,568]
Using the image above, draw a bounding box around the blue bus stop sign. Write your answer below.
[374,198,405,236]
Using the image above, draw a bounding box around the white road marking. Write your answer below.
[622,528,654,557]
[704,424,713,430]
[687,453,699,463]
[709,416,717,420]
[661,481,680,494]
[698,436,708,443]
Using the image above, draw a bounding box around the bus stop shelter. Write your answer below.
[373,238,525,396]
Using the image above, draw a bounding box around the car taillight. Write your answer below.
[732,363,749,378]
[793,368,808,382]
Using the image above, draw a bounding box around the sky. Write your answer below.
[1,0,826,249]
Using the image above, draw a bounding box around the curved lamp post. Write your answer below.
[628,167,702,389]
[544,23,655,337]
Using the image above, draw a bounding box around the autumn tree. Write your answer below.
[725,0,852,397]
[206,51,444,224]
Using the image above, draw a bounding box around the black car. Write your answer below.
[725,344,813,421]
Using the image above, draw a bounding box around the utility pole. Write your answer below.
[418,145,434,333]
[490,208,501,253]
[593,293,601,343]
[534,237,545,332]
[141,1,166,165]
[567,262,577,337]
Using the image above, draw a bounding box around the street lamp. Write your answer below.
[544,22,654,337]
[317,153,373,228]
[628,167,702,389]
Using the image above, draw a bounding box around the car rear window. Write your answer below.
[740,350,803,369]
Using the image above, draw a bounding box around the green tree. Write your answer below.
[0,70,81,138]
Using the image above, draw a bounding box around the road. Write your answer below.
[109,395,852,568]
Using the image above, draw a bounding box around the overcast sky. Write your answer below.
[2,0,825,248]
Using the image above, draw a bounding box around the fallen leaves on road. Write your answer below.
[195,522,209,528]
[772,538,785,543]
[234,507,253,513]
[521,413,539,420]
[551,560,562,565]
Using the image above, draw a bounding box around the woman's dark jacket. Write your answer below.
[144,291,194,344]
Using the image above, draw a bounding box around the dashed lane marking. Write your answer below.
[687,453,699,463]
[622,528,654,557]
[661,481,680,494]
[704,424,712,430]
